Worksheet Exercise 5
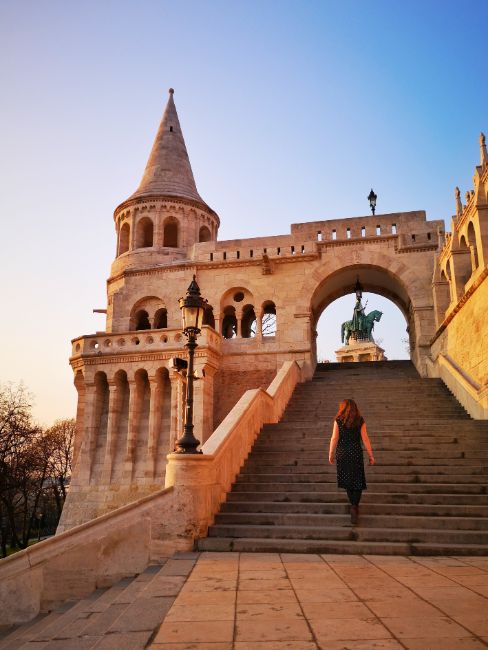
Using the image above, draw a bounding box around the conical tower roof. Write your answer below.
[128,89,208,208]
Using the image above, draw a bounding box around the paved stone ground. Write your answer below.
[150,552,488,649]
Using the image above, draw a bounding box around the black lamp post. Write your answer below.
[368,189,377,215]
[175,276,207,454]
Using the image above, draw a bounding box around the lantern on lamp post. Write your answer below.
[175,275,207,454]
[368,189,377,216]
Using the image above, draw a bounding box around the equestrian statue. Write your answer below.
[341,278,383,345]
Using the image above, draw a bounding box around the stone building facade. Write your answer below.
[58,91,487,531]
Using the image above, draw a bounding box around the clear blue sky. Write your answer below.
[1,1,487,424]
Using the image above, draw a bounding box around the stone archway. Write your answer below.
[296,249,436,375]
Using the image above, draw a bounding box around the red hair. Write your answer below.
[336,399,362,428]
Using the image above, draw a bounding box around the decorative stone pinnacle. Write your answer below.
[480,132,488,166]
[169,88,175,95]
[455,186,463,216]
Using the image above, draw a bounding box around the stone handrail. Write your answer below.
[0,486,179,624]
[164,360,304,539]
[426,352,488,419]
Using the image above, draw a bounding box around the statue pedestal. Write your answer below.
[335,339,387,363]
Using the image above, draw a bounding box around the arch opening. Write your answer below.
[222,306,237,339]
[241,304,256,338]
[118,223,130,255]
[163,219,179,247]
[199,225,212,242]
[135,217,154,248]
[310,265,415,364]
[262,301,277,337]
[154,308,168,329]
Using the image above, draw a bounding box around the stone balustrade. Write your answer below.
[71,325,221,358]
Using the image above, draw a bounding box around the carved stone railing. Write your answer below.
[426,353,488,419]
[70,325,221,359]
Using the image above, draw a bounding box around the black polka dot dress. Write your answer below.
[335,417,367,490]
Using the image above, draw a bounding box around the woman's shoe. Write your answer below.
[350,505,359,525]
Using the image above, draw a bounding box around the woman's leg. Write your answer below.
[347,489,362,506]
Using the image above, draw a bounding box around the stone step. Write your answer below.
[236,471,488,482]
[226,491,488,505]
[197,536,488,556]
[0,555,194,649]
[232,480,486,493]
[247,451,488,462]
[221,500,488,517]
[207,523,488,545]
[243,459,488,470]
[0,608,71,649]
[213,511,488,531]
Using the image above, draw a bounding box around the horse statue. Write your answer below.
[341,310,383,345]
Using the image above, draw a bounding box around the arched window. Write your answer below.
[135,310,151,330]
[135,217,153,248]
[163,220,179,247]
[203,306,215,329]
[241,304,256,338]
[262,301,277,336]
[199,225,212,242]
[154,308,168,329]
[467,221,479,270]
[119,223,130,255]
[222,306,237,339]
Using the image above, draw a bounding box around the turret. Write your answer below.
[112,89,219,271]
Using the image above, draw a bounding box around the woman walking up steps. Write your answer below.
[328,399,375,524]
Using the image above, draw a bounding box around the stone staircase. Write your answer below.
[0,553,197,649]
[199,361,488,555]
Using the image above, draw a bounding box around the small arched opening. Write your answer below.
[261,301,277,337]
[222,306,237,339]
[163,219,179,247]
[199,225,212,242]
[135,310,151,331]
[135,217,154,248]
[241,304,257,338]
[154,308,168,329]
[118,223,130,255]
[203,305,215,329]
[467,221,479,271]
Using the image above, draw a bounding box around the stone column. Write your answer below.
[236,310,242,338]
[193,361,216,445]
[146,376,162,481]
[130,211,137,251]
[101,381,122,484]
[169,371,183,453]
[123,379,140,483]
[256,310,263,341]
[72,382,98,486]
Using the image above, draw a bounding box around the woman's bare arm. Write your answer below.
[361,422,375,465]
[329,420,339,464]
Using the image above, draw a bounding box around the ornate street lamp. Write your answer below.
[368,189,377,216]
[175,276,207,454]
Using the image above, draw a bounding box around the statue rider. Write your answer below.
[351,277,366,334]
[352,297,365,333]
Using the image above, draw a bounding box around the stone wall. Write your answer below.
[213,367,277,428]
